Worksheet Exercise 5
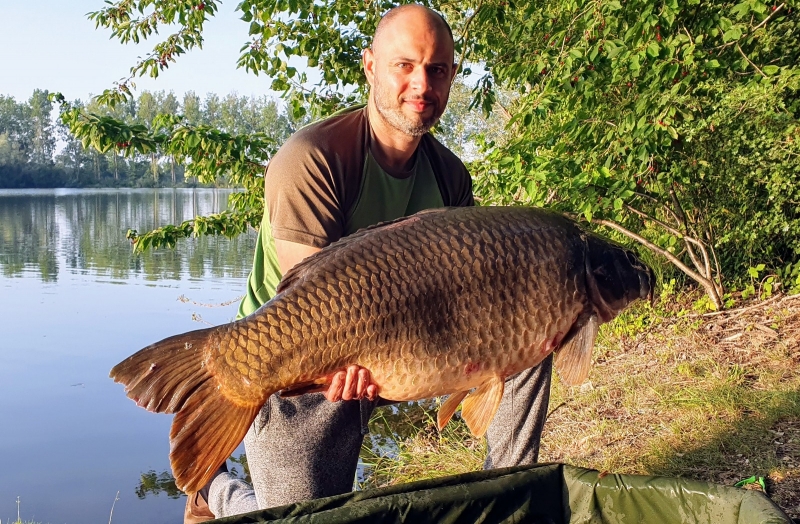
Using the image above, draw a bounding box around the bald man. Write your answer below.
[184,5,553,521]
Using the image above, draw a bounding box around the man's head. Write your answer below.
[363,4,457,138]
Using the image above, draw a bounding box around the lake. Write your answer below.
[0,188,256,523]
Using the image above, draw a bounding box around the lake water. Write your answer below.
[0,189,256,523]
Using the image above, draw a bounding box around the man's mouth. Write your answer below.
[404,99,433,112]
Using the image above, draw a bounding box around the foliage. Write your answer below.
[462,0,800,308]
[52,92,280,250]
[360,403,485,489]
[77,0,800,301]
[0,89,295,189]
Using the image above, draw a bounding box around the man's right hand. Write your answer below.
[275,239,379,403]
[325,366,379,402]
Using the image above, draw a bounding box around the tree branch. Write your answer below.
[455,1,485,77]
[736,43,767,78]
[591,218,723,308]
[623,204,707,252]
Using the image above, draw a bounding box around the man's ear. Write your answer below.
[450,62,458,84]
[363,48,376,86]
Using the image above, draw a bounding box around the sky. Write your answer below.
[0,0,282,103]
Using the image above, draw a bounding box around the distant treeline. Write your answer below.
[0,89,297,188]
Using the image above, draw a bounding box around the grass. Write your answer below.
[360,409,486,489]
[359,291,800,519]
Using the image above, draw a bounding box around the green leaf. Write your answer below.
[667,126,679,140]
[722,26,742,42]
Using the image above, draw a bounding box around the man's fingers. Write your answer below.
[324,366,379,402]
[341,365,358,401]
[366,384,378,401]
[326,371,344,402]
[356,368,369,398]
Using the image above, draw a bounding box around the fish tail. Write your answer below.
[110,328,261,493]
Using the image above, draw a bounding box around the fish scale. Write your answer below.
[110,205,654,493]
[227,209,577,401]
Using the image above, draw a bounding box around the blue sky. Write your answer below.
[0,0,281,103]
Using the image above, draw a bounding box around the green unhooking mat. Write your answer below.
[213,463,793,524]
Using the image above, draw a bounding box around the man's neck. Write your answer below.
[367,99,422,173]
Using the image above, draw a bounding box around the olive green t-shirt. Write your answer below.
[238,106,474,318]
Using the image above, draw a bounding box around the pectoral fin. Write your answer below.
[437,390,469,431]
[554,314,599,386]
[460,376,505,437]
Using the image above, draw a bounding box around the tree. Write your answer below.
[70,0,800,306]
[27,90,56,165]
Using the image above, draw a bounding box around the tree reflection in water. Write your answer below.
[136,470,182,499]
[136,453,251,499]
[0,188,256,282]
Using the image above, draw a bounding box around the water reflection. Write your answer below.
[0,188,255,282]
[136,471,182,500]
[0,188,256,523]
[135,456,250,500]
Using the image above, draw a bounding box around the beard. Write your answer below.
[372,78,444,138]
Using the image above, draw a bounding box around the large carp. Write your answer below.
[111,206,653,493]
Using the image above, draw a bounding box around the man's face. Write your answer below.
[364,13,457,138]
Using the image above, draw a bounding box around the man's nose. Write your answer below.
[409,67,431,93]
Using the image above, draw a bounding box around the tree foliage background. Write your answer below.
[61,0,800,306]
[0,89,294,188]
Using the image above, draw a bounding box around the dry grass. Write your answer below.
[362,292,800,519]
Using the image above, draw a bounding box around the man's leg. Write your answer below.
[209,392,376,516]
[483,354,553,468]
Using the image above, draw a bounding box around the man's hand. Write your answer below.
[325,365,379,402]
[274,239,378,403]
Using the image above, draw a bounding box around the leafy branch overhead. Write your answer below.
[51,92,274,250]
[72,0,800,308]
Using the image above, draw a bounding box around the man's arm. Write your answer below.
[275,238,378,402]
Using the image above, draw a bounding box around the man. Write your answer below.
[185,4,553,522]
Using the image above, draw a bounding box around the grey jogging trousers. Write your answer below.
[208,354,553,517]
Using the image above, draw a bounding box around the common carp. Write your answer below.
[110,206,653,493]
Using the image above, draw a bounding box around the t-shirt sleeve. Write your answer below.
[263,130,346,248]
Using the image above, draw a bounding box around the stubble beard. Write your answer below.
[372,79,443,138]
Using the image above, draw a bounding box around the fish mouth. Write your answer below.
[584,236,656,320]
[624,249,656,306]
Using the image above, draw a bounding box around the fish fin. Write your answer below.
[437,391,469,431]
[110,328,263,493]
[170,382,261,493]
[278,377,329,397]
[110,327,217,414]
[460,376,505,438]
[554,314,599,386]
